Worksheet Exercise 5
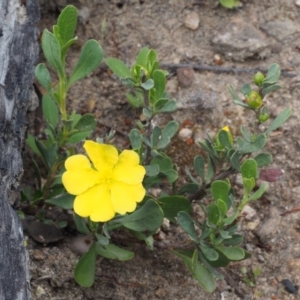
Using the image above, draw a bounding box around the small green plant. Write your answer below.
[219,0,239,9]
[241,266,262,287]
[23,4,292,293]
[23,5,103,220]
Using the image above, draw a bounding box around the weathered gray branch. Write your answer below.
[0,0,39,299]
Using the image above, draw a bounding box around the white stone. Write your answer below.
[241,205,257,220]
[184,12,200,30]
[178,128,193,142]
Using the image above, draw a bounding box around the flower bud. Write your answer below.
[216,126,233,148]
[258,113,270,123]
[253,72,265,86]
[247,91,263,109]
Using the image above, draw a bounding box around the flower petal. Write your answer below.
[112,150,146,185]
[62,155,100,195]
[84,141,118,172]
[111,181,145,215]
[74,184,115,222]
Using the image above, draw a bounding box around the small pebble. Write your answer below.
[281,279,298,294]
[35,286,46,298]
[241,205,257,220]
[247,219,260,230]
[177,67,195,87]
[184,11,200,30]
[178,128,193,142]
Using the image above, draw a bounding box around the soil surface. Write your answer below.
[24,0,300,299]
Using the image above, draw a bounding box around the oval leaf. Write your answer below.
[42,29,63,76]
[95,243,134,261]
[216,246,245,261]
[74,242,96,287]
[158,196,192,222]
[177,211,198,241]
[69,40,103,86]
[57,5,78,46]
[42,95,58,128]
[117,199,164,232]
[105,57,131,78]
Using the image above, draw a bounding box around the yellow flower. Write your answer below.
[62,141,146,222]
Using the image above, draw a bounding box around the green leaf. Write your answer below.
[35,140,57,169]
[145,164,159,177]
[61,37,78,60]
[57,5,77,46]
[215,246,245,260]
[95,243,134,261]
[177,211,198,241]
[223,234,243,246]
[229,150,240,171]
[158,196,192,222]
[156,121,179,150]
[129,128,143,149]
[219,230,232,239]
[241,158,257,179]
[207,204,219,226]
[117,199,164,232]
[31,159,42,190]
[172,249,216,293]
[74,113,96,131]
[220,0,239,8]
[126,90,144,108]
[68,131,92,144]
[265,108,292,135]
[248,182,268,201]
[74,242,96,287]
[263,63,281,85]
[243,178,256,194]
[262,84,281,96]
[157,99,177,113]
[151,154,172,172]
[69,40,103,86]
[150,126,162,147]
[26,134,41,156]
[136,47,150,68]
[194,155,205,182]
[74,213,90,235]
[217,199,227,218]
[206,156,214,182]
[153,70,166,100]
[35,63,52,92]
[147,49,157,66]
[240,125,252,142]
[178,183,200,195]
[41,29,64,76]
[141,79,154,90]
[241,83,251,96]
[211,180,230,203]
[154,99,169,110]
[45,193,75,210]
[254,153,272,167]
[200,246,219,261]
[42,95,58,128]
[239,134,267,153]
[228,85,241,101]
[95,234,109,246]
[105,57,131,78]
[164,169,178,183]
[218,129,232,148]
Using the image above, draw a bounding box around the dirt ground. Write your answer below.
[24,0,300,299]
